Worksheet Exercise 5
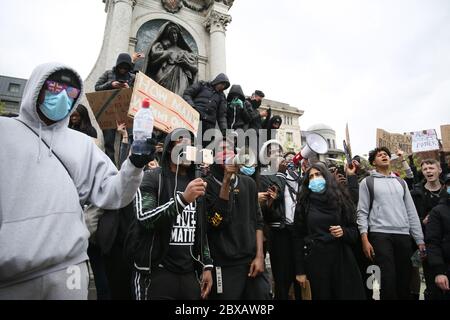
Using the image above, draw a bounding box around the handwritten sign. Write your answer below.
[411,129,440,153]
[128,72,200,134]
[86,88,133,130]
[376,129,412,154]
[441,125,450,153]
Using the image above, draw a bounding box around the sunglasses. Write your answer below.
[45,80,80,100]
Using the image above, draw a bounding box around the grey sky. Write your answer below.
[1,0,449,156]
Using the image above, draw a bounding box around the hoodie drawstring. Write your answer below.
[37,122,42,163]
[48,127,56,157]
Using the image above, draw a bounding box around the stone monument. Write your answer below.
[84,0,235,93]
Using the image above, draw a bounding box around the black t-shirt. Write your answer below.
[162,172,197,274]
[423,188,441,216]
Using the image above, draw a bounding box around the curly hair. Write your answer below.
[368,147,391,165]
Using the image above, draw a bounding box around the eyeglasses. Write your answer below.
[45,80,80,100]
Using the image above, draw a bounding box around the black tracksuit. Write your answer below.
[123,130,213,300]
[425,194,450,300]
[204,168,269,300]
[294,192,365,300]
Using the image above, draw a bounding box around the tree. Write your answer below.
[0,100,5,115]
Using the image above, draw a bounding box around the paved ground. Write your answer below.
[87,257,427,300]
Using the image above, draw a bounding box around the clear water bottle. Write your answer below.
[132,98,154,155]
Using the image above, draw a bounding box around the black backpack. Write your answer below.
[365,175,407,212]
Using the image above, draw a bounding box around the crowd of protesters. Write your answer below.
[1,53,449,301]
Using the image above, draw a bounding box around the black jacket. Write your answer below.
[293,192,365,299]
[259,172,289,228]
[204,168,264,267]
[183,74,230,134]
[123,129,213,274]
[95,54,136,91]
[226,85,251,131]
[425,195,450,277]
[245,98,263,131]
[411,180,445,230]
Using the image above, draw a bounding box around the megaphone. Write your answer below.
[292,132,328,166]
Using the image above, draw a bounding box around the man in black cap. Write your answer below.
[246,90,267,132]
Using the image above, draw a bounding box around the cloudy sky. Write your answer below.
[1,0,449,156]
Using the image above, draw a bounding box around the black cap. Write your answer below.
[47,70,81,89]
[254,90,265,98]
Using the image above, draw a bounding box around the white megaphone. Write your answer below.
[292,132,328,166]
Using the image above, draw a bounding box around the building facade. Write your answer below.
[0,75,27,115]
[260,99,304,153]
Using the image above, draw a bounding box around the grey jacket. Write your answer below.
[0,62,143,287]
[356,171,424,245]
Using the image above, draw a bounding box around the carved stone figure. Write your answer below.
[142,21,198,96]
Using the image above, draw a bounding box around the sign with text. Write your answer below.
[86,88,133,130]
[376,129,412,154]
[411,129,440,153]
[441,125,450,152]
[128,72,200,134]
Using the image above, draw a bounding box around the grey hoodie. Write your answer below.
[356,171,424,245]
[0,62,143,287]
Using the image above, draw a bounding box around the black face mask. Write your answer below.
[251,100,261,108]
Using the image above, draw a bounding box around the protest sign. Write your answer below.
[441,125,450,152]
[128,72,200,134]
[411,129,440,153]
[86,88,133,130]
[376,129,412,154]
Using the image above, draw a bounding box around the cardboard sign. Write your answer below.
[86,88,133,130]
[376,129,412,154]
[411,129,440,153]
[441,125,450,153]
[128,72,200,134]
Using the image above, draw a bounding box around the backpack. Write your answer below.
[365,175,407,212]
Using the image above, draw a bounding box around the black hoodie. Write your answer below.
[204,165,264,267]
[123,128,213,274]
[226,84,251,131]
[182,73,230,134]
[425,194,450,277]
[95,53,136,91]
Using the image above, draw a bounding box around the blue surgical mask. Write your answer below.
[447,186,450,195]
[39,89,73,121]
[240,166,255,176]
[309,177,326,193]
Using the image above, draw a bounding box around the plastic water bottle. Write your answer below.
[132,98,154,155]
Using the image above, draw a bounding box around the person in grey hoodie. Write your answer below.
[357,147,425,300]
[0,62,154,300]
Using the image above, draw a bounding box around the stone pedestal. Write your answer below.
[84,0,234,92]
[82,0,235,150]
[204,4,232,78]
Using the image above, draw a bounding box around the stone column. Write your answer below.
[204,10,232,78]
[105,0,135,69]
